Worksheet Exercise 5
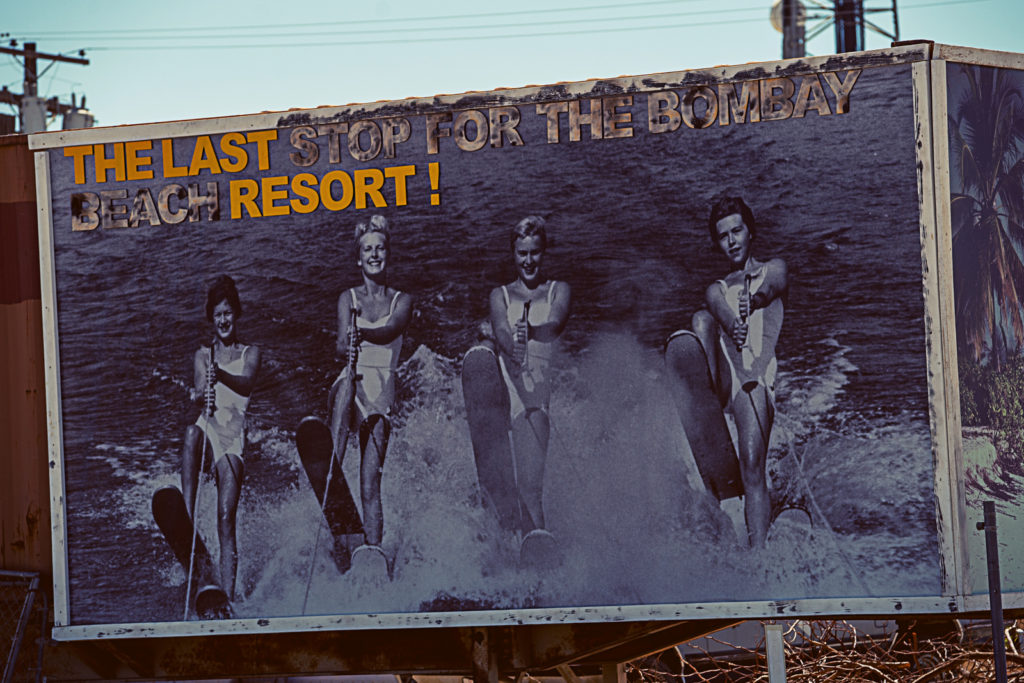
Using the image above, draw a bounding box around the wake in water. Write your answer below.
[109,331,939,622]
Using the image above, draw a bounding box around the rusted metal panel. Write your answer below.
[0,134,50,575]
[1,135,42,304]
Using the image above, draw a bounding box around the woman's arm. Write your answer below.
[489,286,518,360]
[215,346,262,397]
[336,289,354,359]
[357,292,414,345]
[527,281,571,342]
[751,258,788,310]
[192,347,209,400]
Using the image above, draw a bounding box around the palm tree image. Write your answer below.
[949,64,1024,372]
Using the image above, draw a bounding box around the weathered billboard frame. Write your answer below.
[928,44,1024,615]
[30,42,975,642]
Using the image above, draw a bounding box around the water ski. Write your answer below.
[195,586,233,619]
[768,450,815,528]
[296,416,364,572]
[151,485,234,619]
[664,331,743,500]
[462,344,520,531]
[519,528,561,569]
[349,544,390,585]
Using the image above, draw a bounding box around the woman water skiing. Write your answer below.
[691,196,787,547]
[329,215,413,562]
[487,215,571,562]
[181,274,262,600]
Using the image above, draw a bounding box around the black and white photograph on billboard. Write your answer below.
[948,61,1024,594]
[41,60,942,629]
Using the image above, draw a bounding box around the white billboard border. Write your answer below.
[925,57,969,604]
[51,596,961,641]
[914,57,966,602]
[33,149,72,628]
[32,44,968,641]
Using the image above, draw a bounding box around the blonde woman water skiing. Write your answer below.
[465,215,571,566]
[329,215,413,567]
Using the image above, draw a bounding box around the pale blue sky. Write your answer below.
[2,0,1018,128]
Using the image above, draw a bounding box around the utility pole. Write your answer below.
[834,0,865,53]
[782,0,806,59]
[785,1,898,59]
[771,0,806,59]
[0,41,90,134]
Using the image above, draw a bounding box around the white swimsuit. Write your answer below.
[341,289,403,419]
[498,282,558,421]
[195,345,251,465]
[715,268,782,408]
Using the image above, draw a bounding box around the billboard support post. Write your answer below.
[601,662,625,683]
[472,628,498,683]
[980,501,1008,683]
[765,624,787,683]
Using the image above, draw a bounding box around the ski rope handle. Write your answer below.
[348,305,362,382]
[741,273,752,349]
[184,338,216,620]
[520,300,531,370]
[302,306,360,613]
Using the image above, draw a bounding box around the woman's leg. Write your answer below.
[181,424,204,518]
[691,309,719,390]
[359,414,390,546]
[733,382,774,547]
[215,453,245,599]
[511,408,550,532]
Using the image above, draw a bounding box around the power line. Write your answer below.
[899,0,994,9]
[79,15,775,51]
[4,0,995,54]
[11,6,770,44]
[6,0,716,37]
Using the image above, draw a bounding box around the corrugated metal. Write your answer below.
[0,134,50,574]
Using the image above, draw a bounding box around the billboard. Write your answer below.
[33,47,954,639]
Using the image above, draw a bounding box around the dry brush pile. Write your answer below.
[628,619,1024,682]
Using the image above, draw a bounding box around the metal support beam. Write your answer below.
[980,501,1008,683]
[601,662,625,683]
[555,663,582,683]
[471,628,499,683]
[42,620,731,680]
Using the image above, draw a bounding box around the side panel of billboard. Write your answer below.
[944,54,1024,608]
[33,49,954,638]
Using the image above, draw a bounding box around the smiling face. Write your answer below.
[357,231,389,278]
[211,298,237,343]
[514,234,545,287]
[714,212,752,268]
